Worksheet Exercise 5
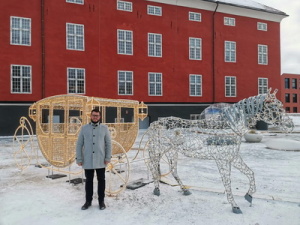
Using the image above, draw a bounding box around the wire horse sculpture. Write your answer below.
[145,89,294,214]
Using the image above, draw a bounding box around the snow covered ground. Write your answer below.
[0,116,300,225]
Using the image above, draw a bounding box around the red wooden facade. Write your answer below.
[0,0,288,135]
[281,73,300,113]
[0,0,287,102]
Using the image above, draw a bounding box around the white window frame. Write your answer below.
[11,65,32,94]
[189,37,202,60]
[189,12,201,22]
[225,76,236,97]
[148,72,163,96]
[258,78,268,94]
[117,29,133,55]
[148,33,162,57]
[67,68,85,94]
[66,0,84,4]
[257,22,267,31]
[225,41,236,62]
[66,23,84,51]
[10,16,31,46]
[224,17,235,26]
[189,74,202,96]
[118,71,133,95]
[258,44,268,65]
[117,0,132,12]
[147,5,162,16]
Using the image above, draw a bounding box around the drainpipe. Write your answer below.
[212,1,219,103]
[41,0,45,98]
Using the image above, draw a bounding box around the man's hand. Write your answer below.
[104,161,110,165]
[77,162,83,166]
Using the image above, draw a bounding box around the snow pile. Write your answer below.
[0,116,300,225]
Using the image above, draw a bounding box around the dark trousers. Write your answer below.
[84,168,105,203]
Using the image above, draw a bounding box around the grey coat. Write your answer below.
[76,122,112,169]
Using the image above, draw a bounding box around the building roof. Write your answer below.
[204,0,287,16]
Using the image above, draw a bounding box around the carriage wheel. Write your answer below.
[13,117,34,170]
[105,140,130,196]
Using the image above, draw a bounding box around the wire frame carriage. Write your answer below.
[15,94,148,195]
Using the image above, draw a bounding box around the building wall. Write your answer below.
[281,73,300,113]
[0,0,286,135]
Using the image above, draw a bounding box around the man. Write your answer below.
[76,108,112,210]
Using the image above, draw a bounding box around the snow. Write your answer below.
[1,116,300,225]
[210,0,285,14]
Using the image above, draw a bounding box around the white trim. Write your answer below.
[10,16,31,46]
[148,72,163,96]
[225,76,237,97]
[189,37,202,60]
[117,0,133,12]
[189,74,202,97]
[145,0,286,22]
[66,23,85,51]
[10,64,32,94]
[148,33,162,57]
[117,29,133,55]
[67,67,86,94]
[147,5,162,16]
[66,0,84,5]
[117,70,134,95]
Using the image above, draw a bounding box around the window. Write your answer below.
[10,17,31,46]
[258,44,268,65]
[225,76,236,97]
[118,71,133,95]
[292,79,297,89]
[190,114,201,120]
[189,74,202,96]
[148,33,162,57]
[225,41,236,62]
[257,22,267,31]
[147,5,162,16]
[285,78,290,89]
[11,65,32,93]
[189,12,201,22]
[286,107,290,113]
[258,78,268,94]
[66,0,84,4]
[224,17,235,26]
[118,30,133,55]
[149,73,162,96]
[293,94,297,103]
[66,23,84,50]
[117,0,132,12]
[67,68,85,94]
[285,93,290,103]
[189,38,202,60]
[293,107,297,113]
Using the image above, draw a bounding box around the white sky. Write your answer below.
[255,0,300,75]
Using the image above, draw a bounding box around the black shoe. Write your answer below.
[81,201,91,210]
[99,201,106,210]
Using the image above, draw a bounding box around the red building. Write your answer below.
[0,0,287,135]
[281,73,300,113]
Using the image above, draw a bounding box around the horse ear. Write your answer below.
[267,88,272,95]
[273,89,278,96]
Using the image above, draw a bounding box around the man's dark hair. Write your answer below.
[91,108,101,114]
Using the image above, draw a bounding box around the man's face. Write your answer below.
[91,112,101,123]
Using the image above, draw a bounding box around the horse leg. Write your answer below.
[147,141,162,196]
[231,155,256,204]
[167,151,191,196]
[215,159,242,214]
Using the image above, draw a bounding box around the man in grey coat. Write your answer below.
[76,108,112,210]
